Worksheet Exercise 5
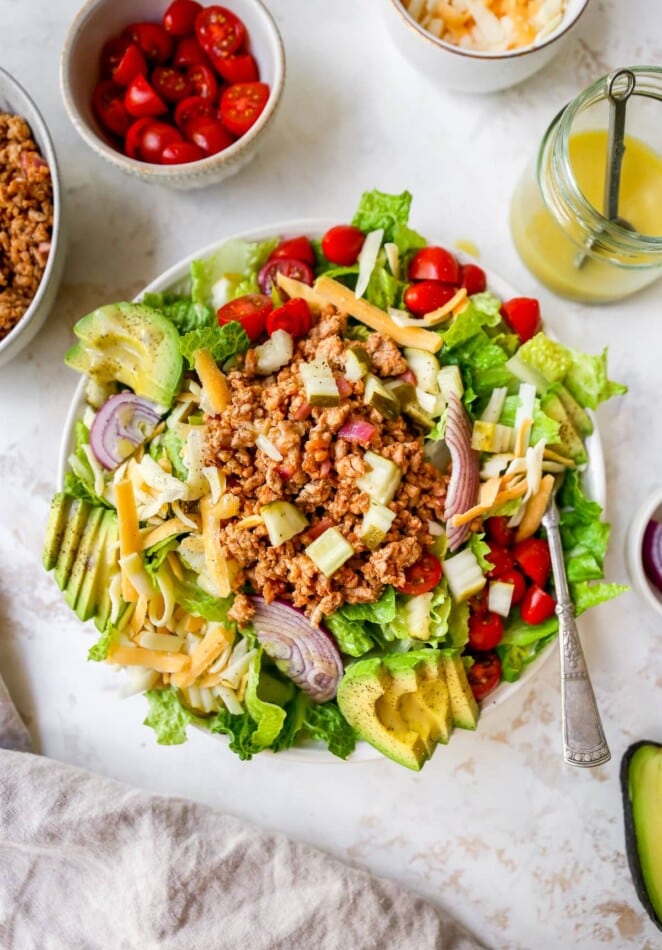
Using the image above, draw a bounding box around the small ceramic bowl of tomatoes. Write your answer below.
[61,0,284,188]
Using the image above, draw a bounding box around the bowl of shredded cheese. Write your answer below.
[384,0,590,93]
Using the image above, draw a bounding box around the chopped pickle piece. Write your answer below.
[364,374,400,421]
[437,365,464,402]
[356,451,402,505]
[344,345,370,381]
[300,359,341,407]
[360,502,396,550]
[443,549,486,602]
[404,348,440,393]
[305,527,355,577]
[260,501,309,546]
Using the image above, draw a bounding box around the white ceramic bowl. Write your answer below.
[626,487,662,617]
[383,0,590,93]
[0,68,66,367]
[60,0,285,189]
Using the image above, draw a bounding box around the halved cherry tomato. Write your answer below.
[137,121,183,163]
[111,43,147,87]
[161,141,207,164]
[267,298,312,338]
[520,584,556,625]
[409,245,459,284]
[217,293,272,341]
[124,75,167,117]
[485,542,515,580]
[395,551,442,596]
[92,81,132,137]
[122,22,173,64]
[173,35,212,69]
[215,52,258,84]
[500,297,541,343]
[220,81,269,136]
[460,263,487,296]
[467,652,502,701]
[163,0,203,36]
[321,225,365,266]
[195,6,246,63]
[124,117,153,159]
[403,280,455,317]
[468,611,504,651]
[513,537,551,588]
[174,95,215,130]
[270,236,315,267]
[258,257,314,296]
[185,116,234,155]
[186,63,218,100]
[496,567,527,606]
[152,67,192,103]
[485,516,514,548]
[99,36,132,78]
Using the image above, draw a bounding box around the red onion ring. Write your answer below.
[443,390,480,551]
[338,418,376,444]
[90,392,162,470]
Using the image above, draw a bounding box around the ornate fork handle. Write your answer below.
[543,499,611,768]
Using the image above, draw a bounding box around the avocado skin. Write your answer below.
[621,741,662,932]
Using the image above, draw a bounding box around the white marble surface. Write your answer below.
[1,1,661,947]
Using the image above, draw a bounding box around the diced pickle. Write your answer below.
[344,346,370,381]
[305,527,354,577]
[360,502,396,550]
[300,359,341,407]
[260,501,309,547]
[404,348,440,394]
[364,374,400,421]
[356,451,402,506]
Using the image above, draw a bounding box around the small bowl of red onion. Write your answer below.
[626,487,662,617]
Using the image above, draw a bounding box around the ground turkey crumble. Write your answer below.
[205,306,449,628]
[0,113,53,342]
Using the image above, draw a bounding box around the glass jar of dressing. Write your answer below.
[510,66,662,303]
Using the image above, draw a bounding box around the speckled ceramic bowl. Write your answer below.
[626,487,662,618]
[0,67,65,367]
[60,0,285,189]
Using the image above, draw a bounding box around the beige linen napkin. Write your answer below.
[0,679,486,950]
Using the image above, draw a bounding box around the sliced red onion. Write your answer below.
[338,418,376,444]
[90,392,162,470]
[443,390,480,551]
[249,596,344,703]
[642,519,662,593]
[336,375,353,398]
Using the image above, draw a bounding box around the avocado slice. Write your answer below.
[92,512,121,631]
[442,654,479,730]
[43,493,72,571]
[541,391,587,464]
[53,500,90,590]
[556,384,593,438]
[75,510,120,622]
[621,741,662,931]
[65,302,183,407]
[64,508,105,612]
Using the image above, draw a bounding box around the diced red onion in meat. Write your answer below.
[336,375,353,398]
[338,418,376,443]
[443,390,480,551]
[397,369,417,385]
[90,392,162,470]
[249,597,344,703]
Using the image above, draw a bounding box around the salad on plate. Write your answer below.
[44,189,626,770]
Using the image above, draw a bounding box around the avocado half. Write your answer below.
[621,740,662,931]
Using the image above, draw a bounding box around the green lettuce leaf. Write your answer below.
[143,537,180,580]
[440,296,503,350]
[351,189,413,243]
[190,237,278,306]
[497,610,559,682]
[144,688,206,745]
[499,394,561,444]
[325,613,374,657]
[210,650,286,758]
[558,470,611,582]
[64,420,112,508]
[141,292,215,334]
[179,320,250,369]
[571,580,629,614]
[87,622,117,662]
[326,586,396,657]
[392,222,427,257]
[518,333,626,410]
[172,573,239,624]
[273,692,356,759]
[468,532,492,573]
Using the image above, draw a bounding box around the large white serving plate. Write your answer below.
[58,219,606,763]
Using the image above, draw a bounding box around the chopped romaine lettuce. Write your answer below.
[499,393,561,444]
[211,650,285,758]
[273,692,356,759]
[144,687,206,745]
[87,622,116,662]
[190,237,278,307]
[141,292,215,334]
[351,188,413,243]
[179,320,250,369]
[519,333,627,409]
[326,585,396,657]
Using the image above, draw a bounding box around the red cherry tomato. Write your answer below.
[266,298,312,338]
[161,141,207,164]
[111,43,147,87]
[174,95,215,130]
[215,52,258,84]
[520,584,556,625]
[513,537,551,588]
[496,567,527,606]
[270,236,316,267]
[460,263,487,296]
[467,652,502,702]
[403,280,456,317]
[124,117,153,159]
[395,551,442,596]
[217,293,273,341]
[195,6,246,63]
[468,611,504,651]
[485,516,515,548]
[124,75,167,117]
[163,0,203,36]
[220,81,269,137]
[152,67,192,103]
[500,297,541,343]
[409,246,460,284]
[137,121,183,163]
[122,22,173,64]
[92,81,132,137]
[173,35,212,69]
[485,542,515,580]
[258,257,314,296]
[185,117,234,155]
[186,63,218,100]
[321,225,365,266]
[99,36,132,78]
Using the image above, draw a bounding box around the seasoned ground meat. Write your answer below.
[0,113,53,341]
[204,305,449,625]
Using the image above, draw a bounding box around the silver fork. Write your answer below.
[542,489,611,768]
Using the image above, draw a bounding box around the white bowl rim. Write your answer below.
[59,0,285,178]
[387,0,590,61]
[57,215,607,763]
[626,487,662,617]
[0,66,63,357]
